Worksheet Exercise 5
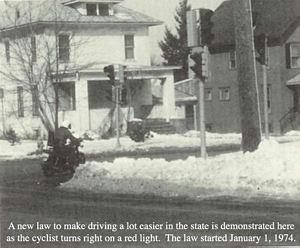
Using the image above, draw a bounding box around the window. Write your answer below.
[229,50,236,69]
[17,86,24,117]
[261,85,272,113]
[57,82,76,111]
[32,85,39,116]
[4,39,10,63]
[204,88,212,101]
[125,35,135,59]
[219,87,230,101]
[290,43,300,68]
[98,4,109,16]
[86,4,97,16]
[31,36,37,62]
[58,34,70,61]
[267,85,271,113]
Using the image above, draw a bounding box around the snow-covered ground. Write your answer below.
[1,131,300,200]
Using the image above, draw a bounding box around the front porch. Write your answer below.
[57,64,179,137]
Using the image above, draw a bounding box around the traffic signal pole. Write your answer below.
[115,86,121,149]
[189,46,208,159]
[199,77,206,159]
[187,9,211,159]
[114,64,126,149]
[103,64,124,149]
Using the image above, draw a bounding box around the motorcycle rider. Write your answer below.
[53,120,81,167]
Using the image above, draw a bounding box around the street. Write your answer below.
[1,157,300,247]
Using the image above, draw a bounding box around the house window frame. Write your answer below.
[86,4,97,16]
[229,50,236,69]
[204,88,212,101]
[219,87,230,101]
[261,84,272,113]
[124,35,135,60]
[98,4,109,16]
[17,86,24,117]
[58,34,70,62]
[4,39,10,63]
[290,42,300,68]
[267,85,271,113]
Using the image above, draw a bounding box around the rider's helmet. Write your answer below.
[61,120,71,129]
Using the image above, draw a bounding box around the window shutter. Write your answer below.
[285,43,291,69]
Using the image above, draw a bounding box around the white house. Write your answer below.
[0,0,179,138]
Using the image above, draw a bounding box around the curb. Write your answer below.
[86,143,242,160]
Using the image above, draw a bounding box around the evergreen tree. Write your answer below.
[158,0,191,81]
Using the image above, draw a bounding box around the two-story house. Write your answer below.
[176,0,300,135]
[0,0,178,138]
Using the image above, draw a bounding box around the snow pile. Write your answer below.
[62,139,300,200]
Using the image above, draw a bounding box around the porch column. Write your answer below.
[75,77,90,133]
[163,73,176,122]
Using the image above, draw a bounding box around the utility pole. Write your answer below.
[233,0,261,152]
[255,34,269,139]
[262,58,269,139]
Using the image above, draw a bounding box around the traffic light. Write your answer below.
[255,34,267,65]
[190,51,208,79]
[103,64,115,85]
[199,9,214,46]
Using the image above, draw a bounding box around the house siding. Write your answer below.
[205,30,300,134]
[0,8,177,137]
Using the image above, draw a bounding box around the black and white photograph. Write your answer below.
[0,0,299,246]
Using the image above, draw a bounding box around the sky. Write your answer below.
[0,0,225,62]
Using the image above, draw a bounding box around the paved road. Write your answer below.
[1,157,299,247]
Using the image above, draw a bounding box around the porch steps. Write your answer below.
[145,118,176,135]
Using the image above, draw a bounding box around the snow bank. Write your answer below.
[62,139,300,200]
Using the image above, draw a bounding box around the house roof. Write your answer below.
[0,0,162,31]
[211,0,300,47]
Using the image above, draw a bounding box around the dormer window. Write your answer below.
[86,3,110,16]
[98,4,109,16]
[87,4,97,16]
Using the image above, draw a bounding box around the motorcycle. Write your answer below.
[41,132,86,180]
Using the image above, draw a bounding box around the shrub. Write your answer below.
[5,127,21,146]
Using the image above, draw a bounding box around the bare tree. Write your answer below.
[0,0,91,132]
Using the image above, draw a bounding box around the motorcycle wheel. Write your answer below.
[41,158,55,177]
